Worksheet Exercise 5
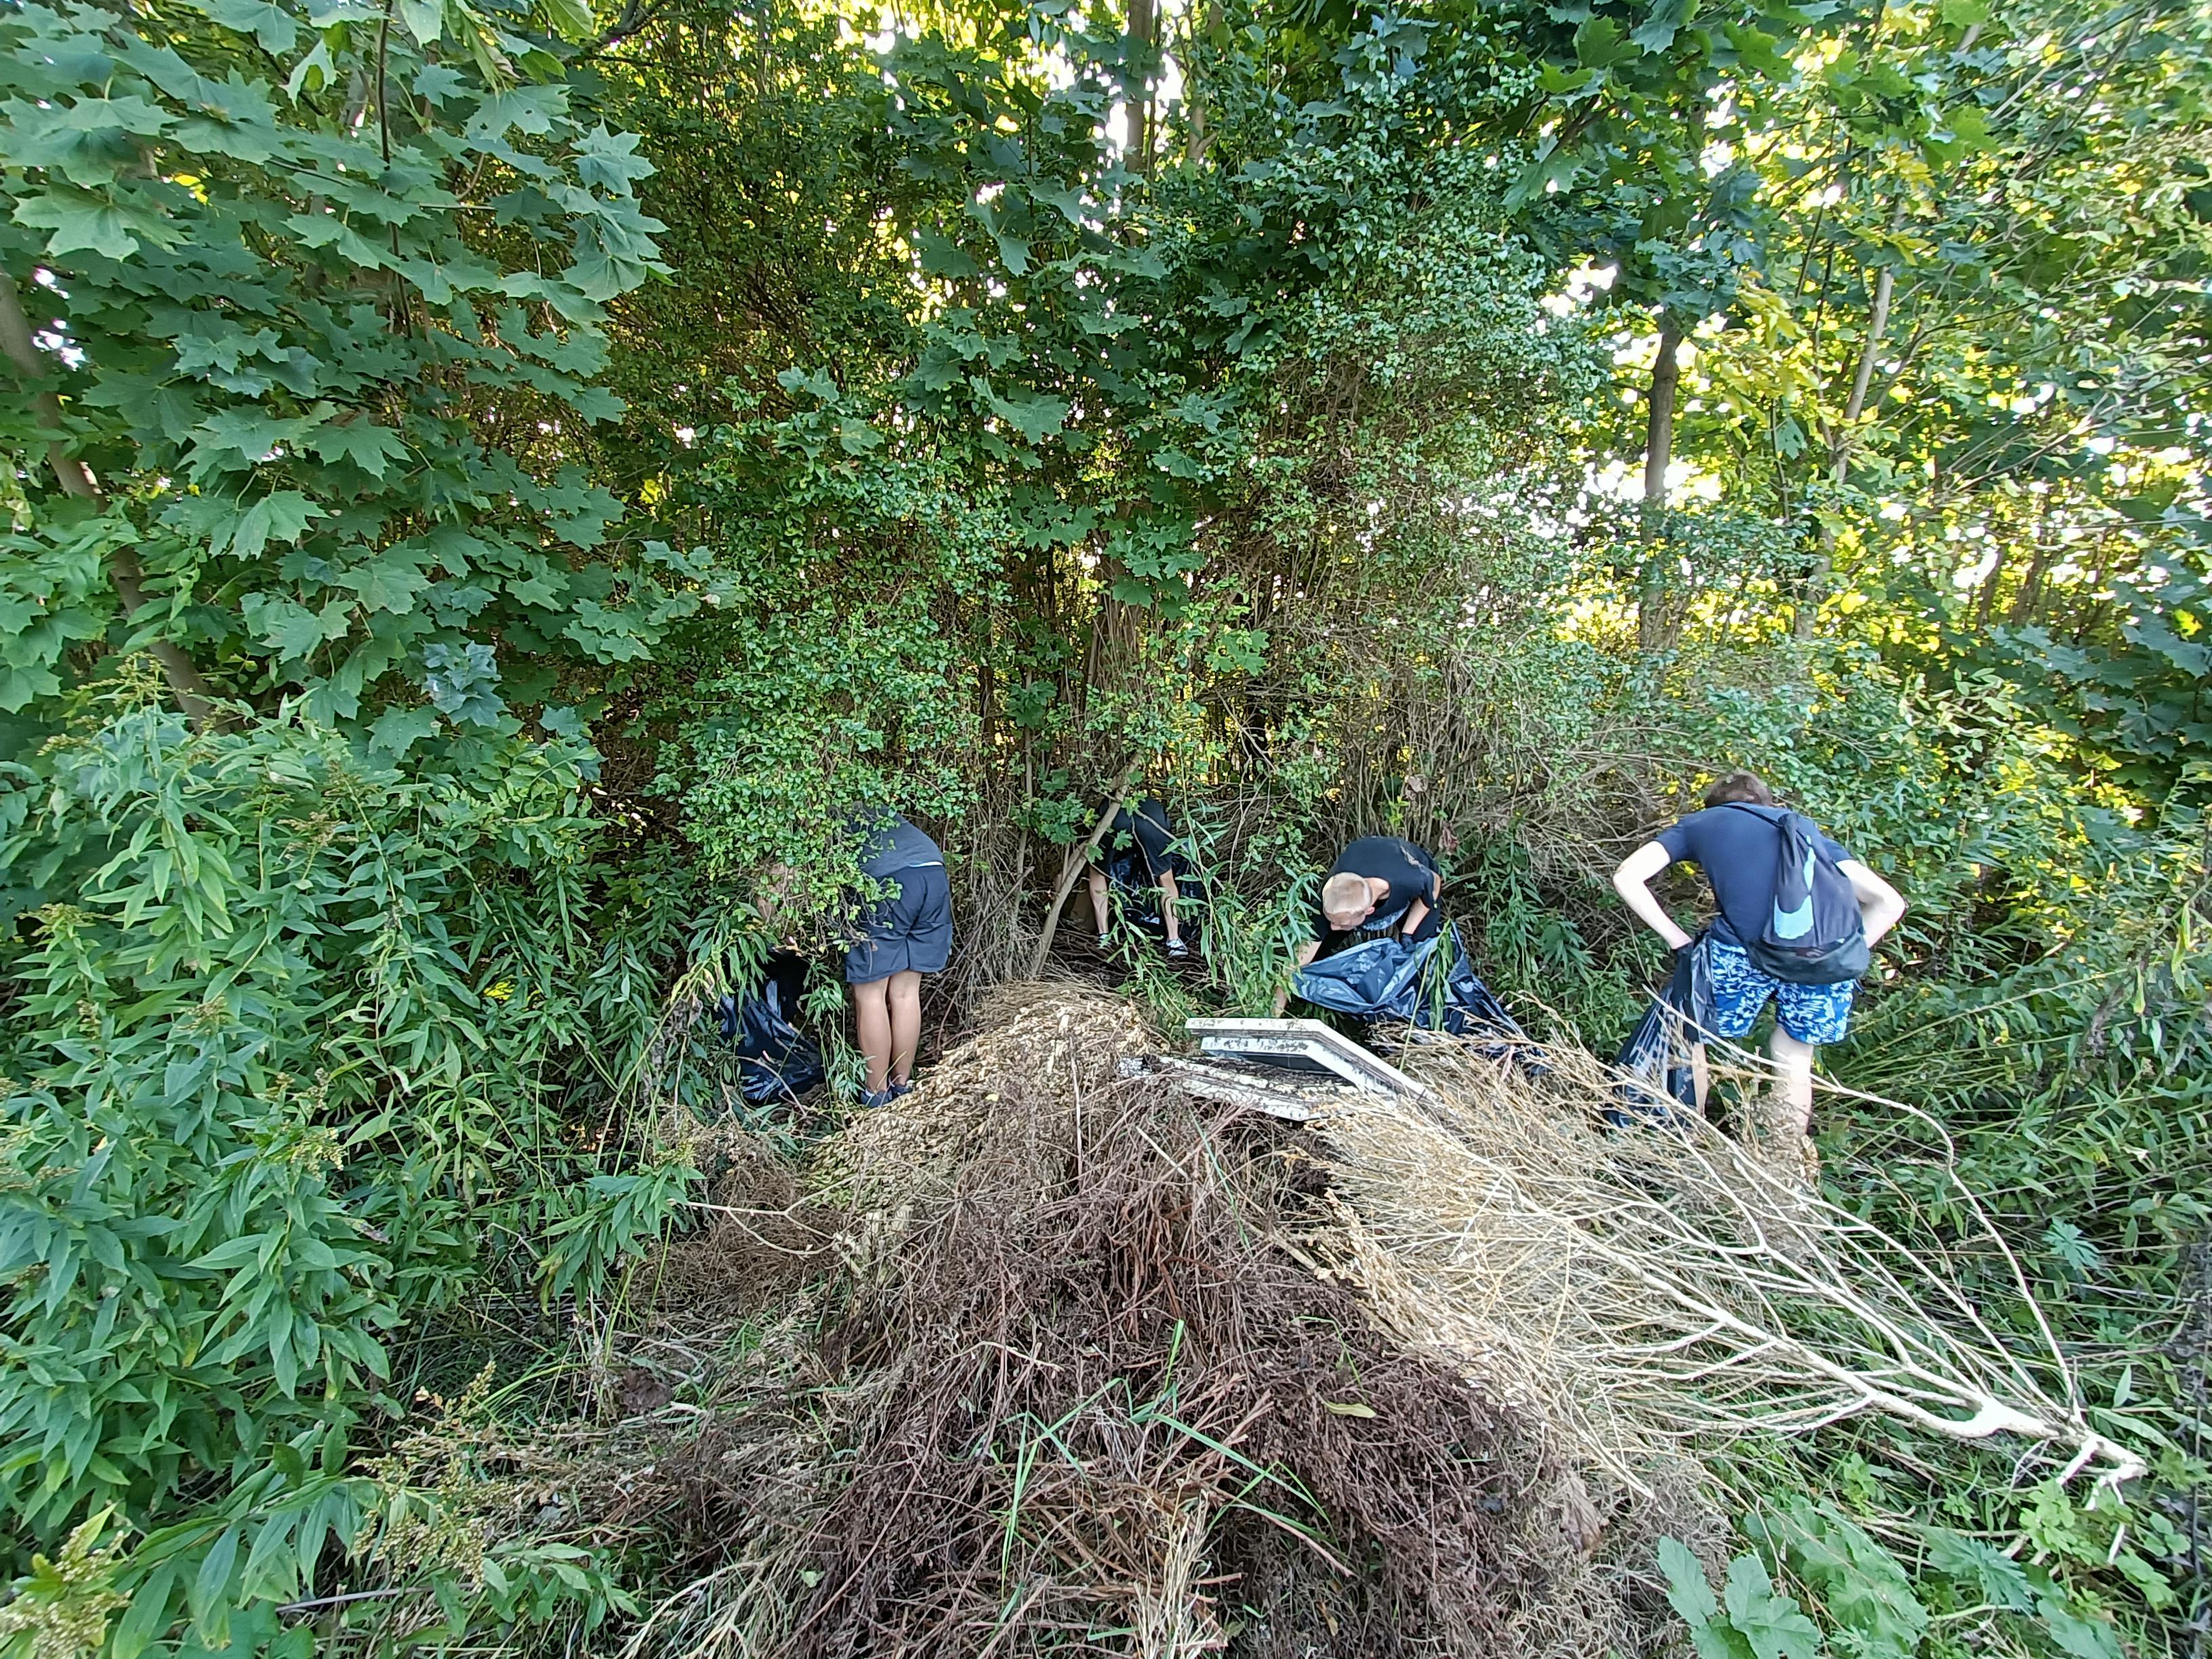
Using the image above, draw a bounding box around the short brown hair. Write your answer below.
[1704,770,1774,809]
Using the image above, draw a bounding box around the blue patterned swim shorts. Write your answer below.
[1705,936,1856,1046]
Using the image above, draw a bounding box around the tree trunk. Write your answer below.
[1635,317,1684,653]
[1972,538,2011,631]
[2001,499,2057,628]
[1829,264,1894,484]
[1126,0,1156,173]
[1797,261,1895,641]
[1027,760,1142,977]
[0,270,218,728]
[1185,0,1216,165]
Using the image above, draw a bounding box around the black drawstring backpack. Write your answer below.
[1720,803,1870,985]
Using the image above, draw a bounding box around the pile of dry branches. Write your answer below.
[409,984,2133,1658]
[625,985,1681,1659]
[1315,1040,2142,1495]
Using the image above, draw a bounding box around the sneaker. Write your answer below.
[857,1086,897,1110]
[1097,933,1112,951]
[887,1078,916,1101]
[1166,939,1188,960]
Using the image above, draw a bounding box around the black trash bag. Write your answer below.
[1104,851,1167,931]
[713,951,824,1105]
[1294,924,1533,1061]
[1104,851,1208,935]
[1294,931,1437,1019]
[1608,935,1717,1128]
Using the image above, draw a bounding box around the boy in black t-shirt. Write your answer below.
[1086,796,1189,958]
[1271,834,1441,1014]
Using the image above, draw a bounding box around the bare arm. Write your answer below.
[1610,840,1693,951]
[1270,936,1323,1016]
[1398,893,1431,939]
[1839,860,1906,947]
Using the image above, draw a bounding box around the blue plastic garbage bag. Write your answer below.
[1294,924,1533,1060]
[1608,935,1717,1128]
[714,954,824,1106]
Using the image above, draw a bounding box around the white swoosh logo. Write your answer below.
[1772,847,1817,940]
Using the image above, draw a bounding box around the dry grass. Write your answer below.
[613,985,1693,1659]
[1313,1038,2142,1495]
[384,984,2135,1658]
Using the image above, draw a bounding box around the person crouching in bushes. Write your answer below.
[844,811,952,1109]
[1086,796,1189,959]
[1272,834,1442,1015]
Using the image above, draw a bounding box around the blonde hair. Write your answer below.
[1321,872,1371,922]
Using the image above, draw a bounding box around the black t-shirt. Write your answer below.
[1655,806,1850,946]
[855,814,943,878]
[1309,836,1440,942]
[1092,798,1176,879]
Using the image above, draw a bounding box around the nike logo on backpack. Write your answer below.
[1771,846,1817,940]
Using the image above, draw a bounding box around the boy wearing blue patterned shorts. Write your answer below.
[1610,771,1905,1166]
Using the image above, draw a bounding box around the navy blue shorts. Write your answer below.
[844,863,952,984]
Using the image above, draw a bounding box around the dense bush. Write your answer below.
[1,0,2205,1647]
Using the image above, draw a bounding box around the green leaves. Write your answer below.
[309,420,408,478]
[1667,1509,2137,1659]
[243,593,346,659]
[1574,16,1635,66]
[916,226,981,278]
[989,387,1069,444]
[0,4,691,1624]
[538,1162,699,1303]
[185,0,299,51]
[0,698,642,1597]
[1631,0,1698,54]
[216,491,325,561]
[423,639,502,725]
[1748,1502,1927,1659]
[336,550,432,615]
[1922,1527,2128,1659]
[13,186,177,258]
[574,123,655,192]
[1661,1538,1823,1659]
[1727,1555,1824,1659]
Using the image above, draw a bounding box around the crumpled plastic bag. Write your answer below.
[1294,924,1536,1063]
[714,955,825,1105]
[1608,935,1718,1128]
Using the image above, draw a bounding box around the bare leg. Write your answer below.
[1159,870,1181,947]
[1768,1029,1816,1136]
[887,969,924,1084]
[852,977,892,1094]
[1689,1041,1710,1112]
[1086,868,1109,935]
[1763,1029,1819,1180]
